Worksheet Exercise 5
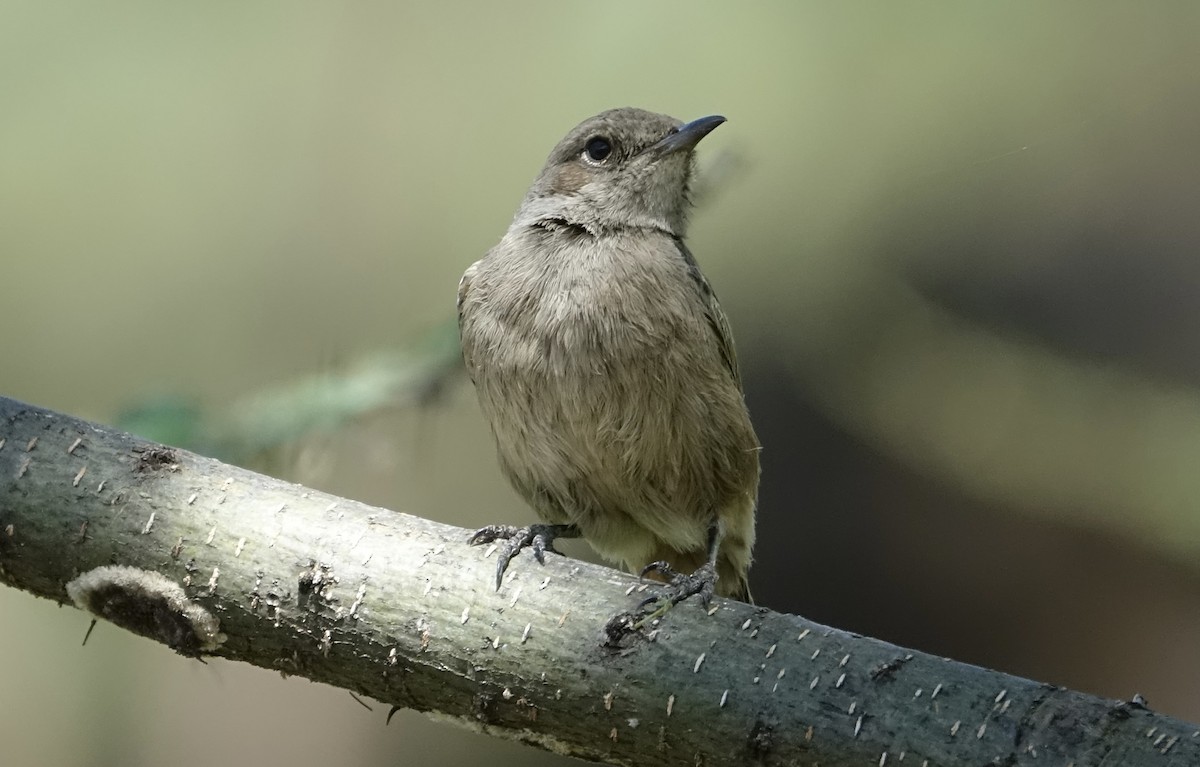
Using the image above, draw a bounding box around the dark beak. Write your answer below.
[647,115,726,157]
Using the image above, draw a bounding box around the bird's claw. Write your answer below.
[639,560,717,610]
[602,562,720,646]
[467,524,520,547]
[467,523,569,590]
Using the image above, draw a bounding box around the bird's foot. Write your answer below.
[632,561,717,628]
[639,560,717,609]
[601,562,719,645]
[467,523,577,590]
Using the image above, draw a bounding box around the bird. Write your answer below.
[457,107,760,606]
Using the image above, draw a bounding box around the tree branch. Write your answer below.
[0,395,1194,766]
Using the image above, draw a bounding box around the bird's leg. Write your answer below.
[467,523,581,590]
[631,520,721,628]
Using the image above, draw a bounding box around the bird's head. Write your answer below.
[516,107,725,237]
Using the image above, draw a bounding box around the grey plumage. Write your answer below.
[458,107,759,601]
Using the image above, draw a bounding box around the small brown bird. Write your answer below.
[458,107,759,604]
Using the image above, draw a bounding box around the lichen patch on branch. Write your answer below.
[65,565,225,655]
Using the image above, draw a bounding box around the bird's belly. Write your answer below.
[474,316,725,562]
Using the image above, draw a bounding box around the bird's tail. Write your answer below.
[719,566,753,604]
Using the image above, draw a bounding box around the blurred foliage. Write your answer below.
[115,321,462,465]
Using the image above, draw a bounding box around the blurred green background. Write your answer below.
[3,3,1200,766]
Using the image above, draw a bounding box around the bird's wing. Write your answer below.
[674,238,742,388]
[456,260,480,384]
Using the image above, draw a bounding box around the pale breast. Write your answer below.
[459,226,758,559]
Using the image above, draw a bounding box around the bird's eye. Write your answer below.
[583,136,612,164]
